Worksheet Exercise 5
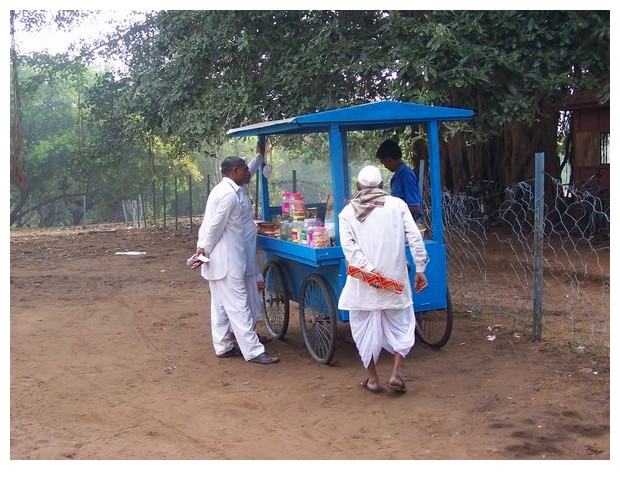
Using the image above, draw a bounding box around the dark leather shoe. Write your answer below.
[216,346,242,358]
[248,352,279,364]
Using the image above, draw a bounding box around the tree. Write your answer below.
[9,10,192,227]
[10,10,91,191]
[112,10,609,194]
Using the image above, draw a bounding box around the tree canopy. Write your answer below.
[10,9,610,227]
[109,10,609,184]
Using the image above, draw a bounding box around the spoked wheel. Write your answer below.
[416,291,454,348]
[261,260,290,339]
[299,274,338,365]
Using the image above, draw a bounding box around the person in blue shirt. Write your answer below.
[376,139,422,221]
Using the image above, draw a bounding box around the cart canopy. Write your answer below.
[227,100,475,137]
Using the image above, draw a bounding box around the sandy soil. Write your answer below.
[7,225,612,476]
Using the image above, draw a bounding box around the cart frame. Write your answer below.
[227,100,474,364]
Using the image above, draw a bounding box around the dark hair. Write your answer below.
[375,139,402,160]
[221,156,246,175]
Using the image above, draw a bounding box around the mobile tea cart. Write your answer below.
[227,100,475,364]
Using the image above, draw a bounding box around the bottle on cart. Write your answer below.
[279,219,290,240]
[291,192,305,220]
[300,218,309,246]
[324,218,336,243]
[291,219,302,242]
[290,228,299,243]
[281,192,292,220]
[286,218,294,240]
[305,225,315,246]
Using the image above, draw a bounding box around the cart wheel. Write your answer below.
[299,274,338,365]
[415,291,454,348]
[261,260,290,339]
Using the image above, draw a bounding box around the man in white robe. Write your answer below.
[338,165,428,393]
[195,155,279,364]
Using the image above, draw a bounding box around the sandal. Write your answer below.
[387,377,407,393]
[360,378,383,394]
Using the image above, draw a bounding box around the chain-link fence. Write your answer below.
[127,170,611,352]
[241,171,609,352]
[436,174,610,352]
[22,168,609,352]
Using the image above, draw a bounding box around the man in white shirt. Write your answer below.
[338,165,428,392]
[195,154,279,364]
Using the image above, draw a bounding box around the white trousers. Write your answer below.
[246,274,262,330]
[208,275,264,361]
[349,306,416,369]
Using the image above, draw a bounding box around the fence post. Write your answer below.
[189,174,193,236]
[152,181,156,226]
[163,177,167,228]
[533,152,545,341]
[139,192,146,227]
[174,176,179,230]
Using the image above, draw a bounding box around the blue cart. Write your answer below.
[227,100,474,364]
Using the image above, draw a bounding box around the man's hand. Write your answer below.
[414,272,428,293]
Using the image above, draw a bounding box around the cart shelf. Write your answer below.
[257,235,344,267]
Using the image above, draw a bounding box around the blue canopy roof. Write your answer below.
[227,100,475,137]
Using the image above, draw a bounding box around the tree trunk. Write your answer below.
[10,10,27,190]
[441,112,560,193]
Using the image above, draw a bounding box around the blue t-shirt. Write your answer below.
[390,163,422,221]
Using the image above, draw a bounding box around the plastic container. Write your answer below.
[300,227,308,245]
[305,225,315,246]
[312,226,329,248]
[281,192,292,219]
[324,218,336,241]
[291,192,305,220]
[302,218,315,246]
[279,219,290,240]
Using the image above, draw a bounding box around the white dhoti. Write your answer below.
[348,306,416,369]
[208,275,264,361]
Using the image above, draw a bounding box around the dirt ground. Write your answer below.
[6,224,613,474]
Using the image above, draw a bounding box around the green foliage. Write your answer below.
[115,10,608,153]
[10,10,610,226]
